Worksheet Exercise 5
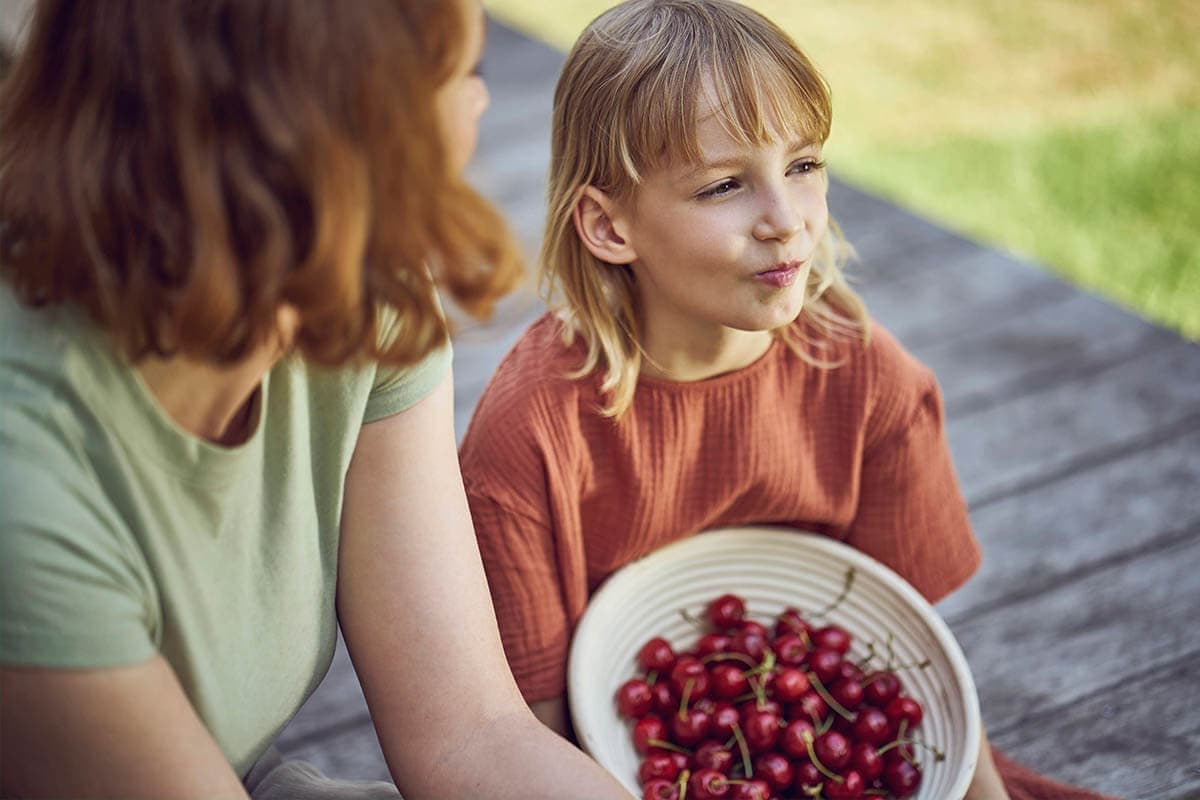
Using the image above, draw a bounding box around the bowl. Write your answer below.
[567,526,980,799]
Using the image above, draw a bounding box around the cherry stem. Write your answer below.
[678,678,695,720]
[730,721,754,778]
[806,672,855,720]
[813,567,856,619]
[647,738,694,756]
[800,730,844,784]
[677,769,691,800]
[680,608,707,630]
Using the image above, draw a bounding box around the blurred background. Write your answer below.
[484,0,1199,340]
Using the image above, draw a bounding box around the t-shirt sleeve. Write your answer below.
[0,455,156,668]
[466,490,572,702]
[844,365,982,603]
[363,343,453,423]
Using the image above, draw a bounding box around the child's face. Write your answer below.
[436,1,489,174]
[613,94,829,340]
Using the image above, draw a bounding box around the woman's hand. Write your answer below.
[1,658,249,799]
[965,724,1012,800]
[337,374,632,799]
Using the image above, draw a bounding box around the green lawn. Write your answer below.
[485,1,1200,339]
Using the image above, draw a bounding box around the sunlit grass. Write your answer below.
[483,0,1200,339]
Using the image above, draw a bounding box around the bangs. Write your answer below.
[616,18,832,185]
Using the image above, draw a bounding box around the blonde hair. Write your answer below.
[540,0,869,418]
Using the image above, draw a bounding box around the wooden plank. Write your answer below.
[946,337,1200,506]
[990,653,1200,800]
[938,427,1200,623]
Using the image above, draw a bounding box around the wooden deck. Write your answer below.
[276,19,1200,799]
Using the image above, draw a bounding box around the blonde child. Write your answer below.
[459,2,1114,799]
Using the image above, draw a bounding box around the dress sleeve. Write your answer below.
[844,369,981,603]
[467,490,572,702]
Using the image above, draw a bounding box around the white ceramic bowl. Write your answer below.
[567,526,980,799]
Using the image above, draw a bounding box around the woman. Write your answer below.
[0,1,630,798]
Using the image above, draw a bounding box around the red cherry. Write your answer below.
[692,740,735,774]
[617,678,654,719]
[669,751,689,774]
[639,752,682,784]
[829,676,864,710]
[710,663,750,700]
[790,690,827,725]
[706,594,747,629]
[697,632,732,656]
[813,730,852,771]
[806,648,843,684]
[633,715,667,754]
[772,633,809,666]
[731,778,771,800]
[883,754,923,798]
[775,607,813,639]
[670,707,712,747]
[824,769,866,799]
[772,667,810,703]
[862,671,902,706]
[885,695,924,729]
[729,629,768,661]
[651,681,679,715]
[851,706,893,746]
[709,702,740,739]
[739,707,781,753]
[780,718,817,759]
[738,698,783,719]
[838,660,866,683]
[849,742,884,781]
[792,761,822,793]
[639,637,677,673]
[811,625,851,654]
[689,768,730,800]
[752,751,794,792]
[670,657,711,699]
[642,778,680,800]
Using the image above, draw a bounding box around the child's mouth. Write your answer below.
[755,261,802,288]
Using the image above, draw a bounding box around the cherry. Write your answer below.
[689,768,730,800]
[851,706,893,746]
[772,633,809,666]
[862,671,902,706]
[792,761,822,794]
[692,740,735,774]
[806,648,843,684]
[849,741,884,782]
[838,660,866,683]
[772,667,810,703]
[824,769,865,799]
[739,707,781,753]
[706,594,746,629]
[710,663,750,700]
[780,718,817,759]
[738,698,782,719]
[829,676,864,710]
[639,752,683,784]
[617,678,654,719]
[670,707,711,747]
[670,657,711,699]
[731,778,771,800]
[882,753,923,798]
[709,702,740,740]
[775,607,813,639]
[813,730,852,771]
[885,695,925,729]
[812,625,852,654]
[697,632,732,656]
[752,751,794,792]
[633,715,667,754]
[729,629,769,661]
[639,637,677,674]
[642,778,680,800]
[790,690,827,725]
[739,620,769,639]
[651,681,679,715]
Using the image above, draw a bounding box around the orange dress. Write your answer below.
[460,313,1111,800]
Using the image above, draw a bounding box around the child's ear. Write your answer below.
[573,186,638,265]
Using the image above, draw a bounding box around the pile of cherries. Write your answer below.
[615,586,940,800]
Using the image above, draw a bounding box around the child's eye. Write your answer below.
[789,159,826,176]
[697,180,739,199]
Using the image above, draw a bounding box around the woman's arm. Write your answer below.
[1,657,249,799]
[336,374,631,799]
[967,725,1012,800]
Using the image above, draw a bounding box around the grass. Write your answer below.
[483,0,1200,339]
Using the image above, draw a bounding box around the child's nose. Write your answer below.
[752,188,803,242]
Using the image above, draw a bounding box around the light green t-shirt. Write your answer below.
[0,285,451,777]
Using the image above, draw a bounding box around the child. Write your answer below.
[459,2,1113,799]
[0,1,631,798]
